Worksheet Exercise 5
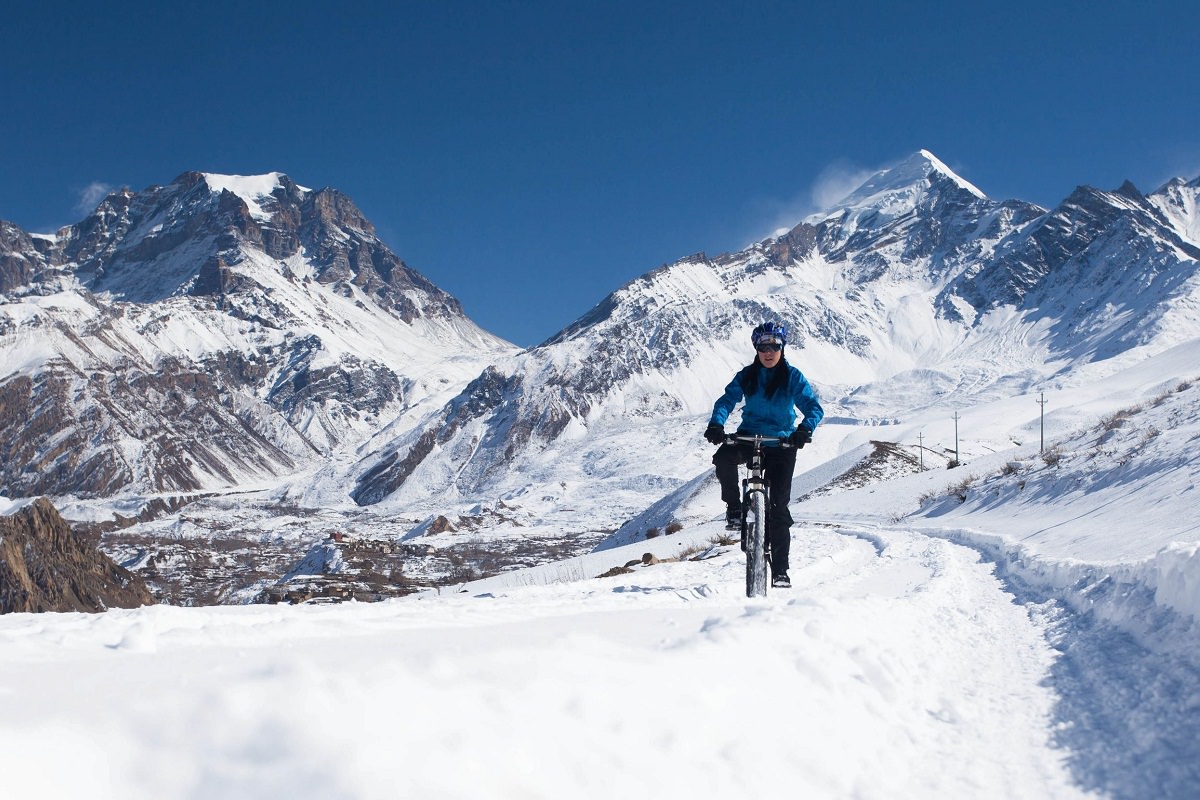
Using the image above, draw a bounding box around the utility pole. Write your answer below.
[953,411,961,466]
[1037,392,1048,453]
[918,431,925,469]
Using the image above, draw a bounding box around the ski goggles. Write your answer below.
[755,340,783,352]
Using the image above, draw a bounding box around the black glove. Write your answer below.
[789,426,813,448]
[704,423,725,445]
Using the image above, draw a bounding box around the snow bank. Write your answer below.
[911,526,1200,660]
[280,540,346,581]
[597,471,715,551]
[1155,542,1200,620]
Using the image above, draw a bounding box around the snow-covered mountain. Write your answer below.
[5,154,1200,798]
[349,151,1200,526]
[4,152,1199,603]
[0,172,515,498]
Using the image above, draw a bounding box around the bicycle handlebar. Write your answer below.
[723,434,793,449]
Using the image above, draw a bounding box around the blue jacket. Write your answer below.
[710,362,824,438]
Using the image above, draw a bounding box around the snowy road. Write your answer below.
[0,522,1116,799]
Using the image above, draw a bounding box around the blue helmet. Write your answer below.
[751,321,787,347]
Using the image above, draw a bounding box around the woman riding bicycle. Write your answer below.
[704,322,824,588]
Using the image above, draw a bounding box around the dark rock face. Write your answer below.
[0,221,45,294]
[0,498,156,613]
[0,352,305,498]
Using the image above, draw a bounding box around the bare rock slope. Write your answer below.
[0,498,155,613]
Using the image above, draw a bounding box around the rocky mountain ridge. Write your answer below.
[350,151,1200,517]
[1,172,515,499]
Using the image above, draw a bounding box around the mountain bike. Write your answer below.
[725,434,791,597]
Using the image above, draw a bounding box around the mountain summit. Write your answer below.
[350,151,1200,527]
[0,172,514,498]
[816,149,987,222]
[12,170,468,323]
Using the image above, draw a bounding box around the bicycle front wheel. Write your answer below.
[745,490,768,597]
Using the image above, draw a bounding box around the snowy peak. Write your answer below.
[942,174,1200,337]
[1149,174,1200,246]
[194,171,372,236]
[798,150,1024,283]
[201,171,299,219]
[195,171,318,227]
[1044,179,1200,264]
[813,150,988,225]
[10,170,464,324]
[0,170,516,499]
[846,150,985,205]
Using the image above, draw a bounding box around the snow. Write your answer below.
[4,158,1200,797]
[4,344,1200,797]
[202,173,293,221]
[0,526,1091,799]
[0,495,33,515]
[807,149,986,227]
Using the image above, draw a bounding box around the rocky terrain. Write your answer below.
[0,498,154,613]
[0,171,513,500]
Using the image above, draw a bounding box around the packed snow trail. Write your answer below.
[1030,596,1200,800]
[0,524,1091,799]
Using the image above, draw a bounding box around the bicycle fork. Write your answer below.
[740,476,772,563]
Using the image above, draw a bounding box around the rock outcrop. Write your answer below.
[0,497,155,613]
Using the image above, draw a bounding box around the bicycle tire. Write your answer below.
[745,490,769,597]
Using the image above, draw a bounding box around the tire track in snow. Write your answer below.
[807,520,1200,799]
[666,523,1090,798]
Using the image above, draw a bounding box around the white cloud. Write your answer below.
[74,182,114,216]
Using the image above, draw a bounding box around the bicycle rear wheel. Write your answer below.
[745,490,769,597]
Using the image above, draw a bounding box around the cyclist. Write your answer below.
[704,321,824,588]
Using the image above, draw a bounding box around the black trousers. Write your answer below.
[713,442,797,573]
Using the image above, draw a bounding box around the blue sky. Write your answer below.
[3,0,1197,346]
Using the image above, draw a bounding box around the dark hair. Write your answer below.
[740,354,790,399]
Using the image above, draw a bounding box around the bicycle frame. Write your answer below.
[725,434,790,597]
